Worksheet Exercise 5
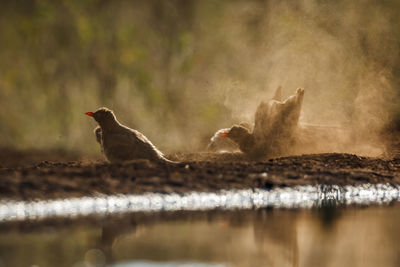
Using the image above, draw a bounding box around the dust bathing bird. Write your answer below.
[86,107,176,164]
[207,87,282,153]
[218,87,305,159]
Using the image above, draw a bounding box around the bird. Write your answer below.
[86,107,177,164]
[219,88,305,159]
[206,86,283,155]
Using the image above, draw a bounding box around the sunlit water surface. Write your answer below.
[0,183,400,267]
[0,183,399,222]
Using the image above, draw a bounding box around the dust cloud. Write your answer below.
[210,1,400,157]
[0,0,399,157]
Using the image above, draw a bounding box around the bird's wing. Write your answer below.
[123,127,165,158]
[253,100,283,143]
[94,127,102,144]
[279,88,304,130]
[252,88,305,156]
[272,86,282,101]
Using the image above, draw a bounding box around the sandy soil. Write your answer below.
[0,149,399,201]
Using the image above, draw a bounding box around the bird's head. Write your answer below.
[219,125,251,144]
[86,107,118,128]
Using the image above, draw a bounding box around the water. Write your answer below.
[0,206,400,267]
[0,184,400,267]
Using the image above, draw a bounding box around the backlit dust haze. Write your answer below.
[0,0,399,156]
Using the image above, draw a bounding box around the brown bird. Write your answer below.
[220,88,305,159]
[207,86,283,155]
[86,107,176,164]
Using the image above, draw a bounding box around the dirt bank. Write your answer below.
[0,151,399,201]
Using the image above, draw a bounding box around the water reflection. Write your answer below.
[0,205,399,267]
[257,209,302,266]
[110,261,228,267]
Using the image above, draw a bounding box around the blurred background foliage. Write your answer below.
[0,0,399,154]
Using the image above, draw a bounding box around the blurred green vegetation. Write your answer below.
[0,0,399,154]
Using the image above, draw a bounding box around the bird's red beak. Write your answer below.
[85,112,94,117]
[219,132,229,137]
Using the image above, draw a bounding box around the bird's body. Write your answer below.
[101,124,166,163]
[219,88,305,159]
[86,108,175,164]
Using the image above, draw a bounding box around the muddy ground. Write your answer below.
[0,148,400,201]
